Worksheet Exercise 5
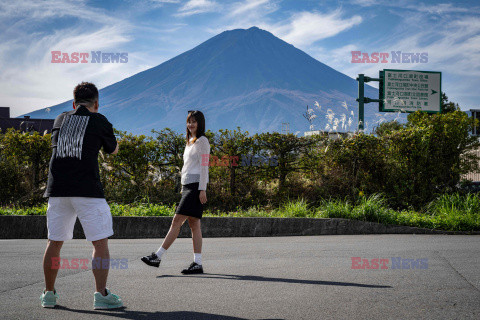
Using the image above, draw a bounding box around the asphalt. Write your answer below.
[0,235,479,320]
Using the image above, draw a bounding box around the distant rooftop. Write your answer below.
[0,106,10,118]
[0,107,54,133]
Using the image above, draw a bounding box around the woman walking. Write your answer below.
[141,110,210,274]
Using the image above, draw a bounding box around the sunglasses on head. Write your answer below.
[188,110,196,114]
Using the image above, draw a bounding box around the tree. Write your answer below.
[100,129,161,202]
[210,127,253,197]
[441,92,460,114]
[254,132,316,191]
[374,120,404,137]
[151,128,186,192]
[325,133,387,198]
[384,110,480,207]
[0,129,51,205]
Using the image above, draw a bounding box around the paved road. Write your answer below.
[1,235,479,319]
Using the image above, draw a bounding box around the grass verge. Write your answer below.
[1,193,479,231]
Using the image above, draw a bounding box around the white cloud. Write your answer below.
[0,0,157,117]
[350,0,479,14]
[269,10,362,47]
[209,7,362,47]
[145,0,181,9]
[349,0,378,6]
[311,44,359,67]
[383,16,480,76]
[0,24,143,117]
[0,0,117,23]
[136,23,188,34]
[228,0,271,17]
[151,0,180,3]
[410,3,475,15]
[175,0,219,17]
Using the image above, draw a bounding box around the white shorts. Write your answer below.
[46,197,114,242]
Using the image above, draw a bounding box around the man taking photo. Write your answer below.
[41,82,123,309]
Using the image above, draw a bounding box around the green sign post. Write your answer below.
[356,74,381,131]
[356,69,442,131]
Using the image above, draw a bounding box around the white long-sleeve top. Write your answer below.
[181,135,210,190]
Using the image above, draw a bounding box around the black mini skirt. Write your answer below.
[175,182,204,219]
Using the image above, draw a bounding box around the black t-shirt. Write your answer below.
[44,105,117,198]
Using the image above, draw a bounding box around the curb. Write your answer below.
[0,216,479,239]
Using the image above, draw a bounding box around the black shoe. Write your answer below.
[141,252,161,268]
[181,262,204,274]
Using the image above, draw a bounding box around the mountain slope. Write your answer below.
[24,27,387,135]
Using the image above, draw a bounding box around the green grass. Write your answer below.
[110,203,174,216]
[315,193,480,231]
[423,193,480,231]
[0,203,175,217]
[1,193,479,231]
[204,198,316,218]
[0,203,48,216]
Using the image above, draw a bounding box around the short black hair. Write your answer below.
[73,82,98,105]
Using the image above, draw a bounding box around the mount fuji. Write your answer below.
[23,27,392,135]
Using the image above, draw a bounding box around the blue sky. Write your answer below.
[1,0,479,117]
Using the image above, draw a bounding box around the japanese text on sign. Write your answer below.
[382,69,441,113]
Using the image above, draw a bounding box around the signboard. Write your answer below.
[379,69,441,113]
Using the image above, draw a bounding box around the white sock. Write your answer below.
[155,247,167,259]
[194,253,202,265]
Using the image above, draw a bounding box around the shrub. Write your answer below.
[0,129,51,205]
[2,109,479,212]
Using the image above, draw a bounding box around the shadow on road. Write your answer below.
[156,273,392,288]
[55,306,283,320]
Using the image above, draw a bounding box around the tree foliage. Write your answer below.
[441,92,460,114]
[1,108,479,211]
[0,129,51,205]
